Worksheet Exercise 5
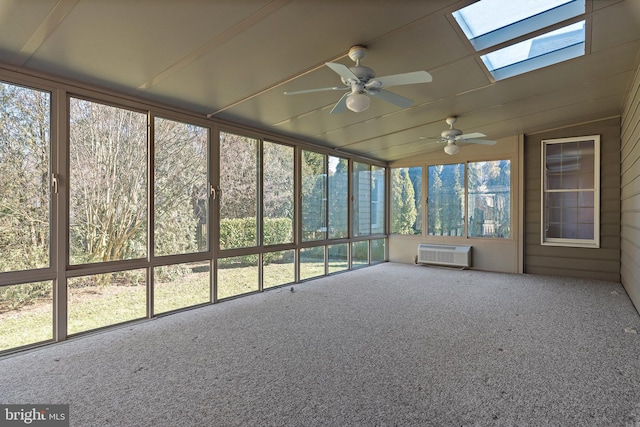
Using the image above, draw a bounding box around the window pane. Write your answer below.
[328,156,348,239]
[69,98,147,264]
[328,244,348,274]
[300,246,325,280]
[154,261,210,314]
[453,0,581,45]
[546,140,595,190]
[390,167,421,235]
[542,136,599,246]
[371,166,385,234]
[155,118,208,256]
[217,256,258,299]
[352,241,369,268]
[0,82,51,272]
[68,270,146,335]
[371,239,385,263]
[0,281,53,351]
[353,162,371,236]
[219,132,259,250]
[428,164,465,236]
[480,21,585,80]
[468,160,511,238]
[301,151,327,242]
[263,142,294,245]
[263,250,295,289]
[546,191,594,240]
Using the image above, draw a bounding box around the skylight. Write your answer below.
[481,21,585,80]
[452,0,586,80]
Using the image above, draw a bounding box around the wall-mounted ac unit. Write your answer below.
[416,244,471,268]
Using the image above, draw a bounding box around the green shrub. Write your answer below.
[219,217,292,265]
[0,282,51,311]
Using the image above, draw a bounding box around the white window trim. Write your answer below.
[540,135,600,248]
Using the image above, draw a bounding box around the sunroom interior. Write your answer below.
[1,0,640,355]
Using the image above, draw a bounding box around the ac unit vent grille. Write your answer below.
[417,244,471,268]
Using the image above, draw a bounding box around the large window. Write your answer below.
[67,270,146,335]
[428,161,511,238]
[542,136,599,247]
[217,256,259,299]
[353,162,371,236]
[301,150,327,241]
[353,162,385,236]
[328,156,348,239]
[0,82,51,273]
[0,74,388,355]
[68,98,149,334]
[263,141,294,245]
[154,117,209,256]
[428,163,465,237]
[69,98,148,264]
[0,81,53,350]
[154,262,210,314]
[390,167,422,235]
[219,131,259,250]
[371,166,385,234]
[468,160,511,238]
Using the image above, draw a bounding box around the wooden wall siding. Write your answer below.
[621,61,640,313]
[524,117,621,282]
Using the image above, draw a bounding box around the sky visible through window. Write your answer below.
[482,21,584,71]
[453,0,585,79]
[454,0,573,39]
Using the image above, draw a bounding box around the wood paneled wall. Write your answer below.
[621,63,640,313]
[524,117,621,282]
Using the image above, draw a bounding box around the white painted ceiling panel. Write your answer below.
[0,0,638,161]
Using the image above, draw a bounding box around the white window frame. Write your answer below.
[540,135,600,248]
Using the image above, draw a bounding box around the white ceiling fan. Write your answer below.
[425,116,496,155]
[283,45,432,113]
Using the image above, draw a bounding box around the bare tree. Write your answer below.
[0,83,50,272]
[69,98,148,263]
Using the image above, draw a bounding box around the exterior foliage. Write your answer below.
[154,117,209,255]
[390,168,418,234]
[68,98,148,263]
[0,83,50,272]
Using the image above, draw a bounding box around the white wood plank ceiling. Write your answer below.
[1,0,639,161]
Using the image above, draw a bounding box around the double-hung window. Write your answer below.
[541,135,599,247]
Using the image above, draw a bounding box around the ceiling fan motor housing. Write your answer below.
[441,128,462,139]
[343,65,375,86]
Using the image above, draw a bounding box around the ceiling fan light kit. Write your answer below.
[443,142,460,155]
[284,45,432,113]
[346,91,370,112]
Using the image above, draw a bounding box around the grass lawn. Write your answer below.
[1,261,338,352]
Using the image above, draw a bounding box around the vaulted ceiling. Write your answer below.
[1,0,639,162]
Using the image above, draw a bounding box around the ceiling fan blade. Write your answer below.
[419,136,445,142]
[457,132,486,140]
[367,70,432,88]
[330,92,350,114]
[325,62,359,82]
[284,86,349,95]
[370,89,413,108]
[462,139,497,145]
